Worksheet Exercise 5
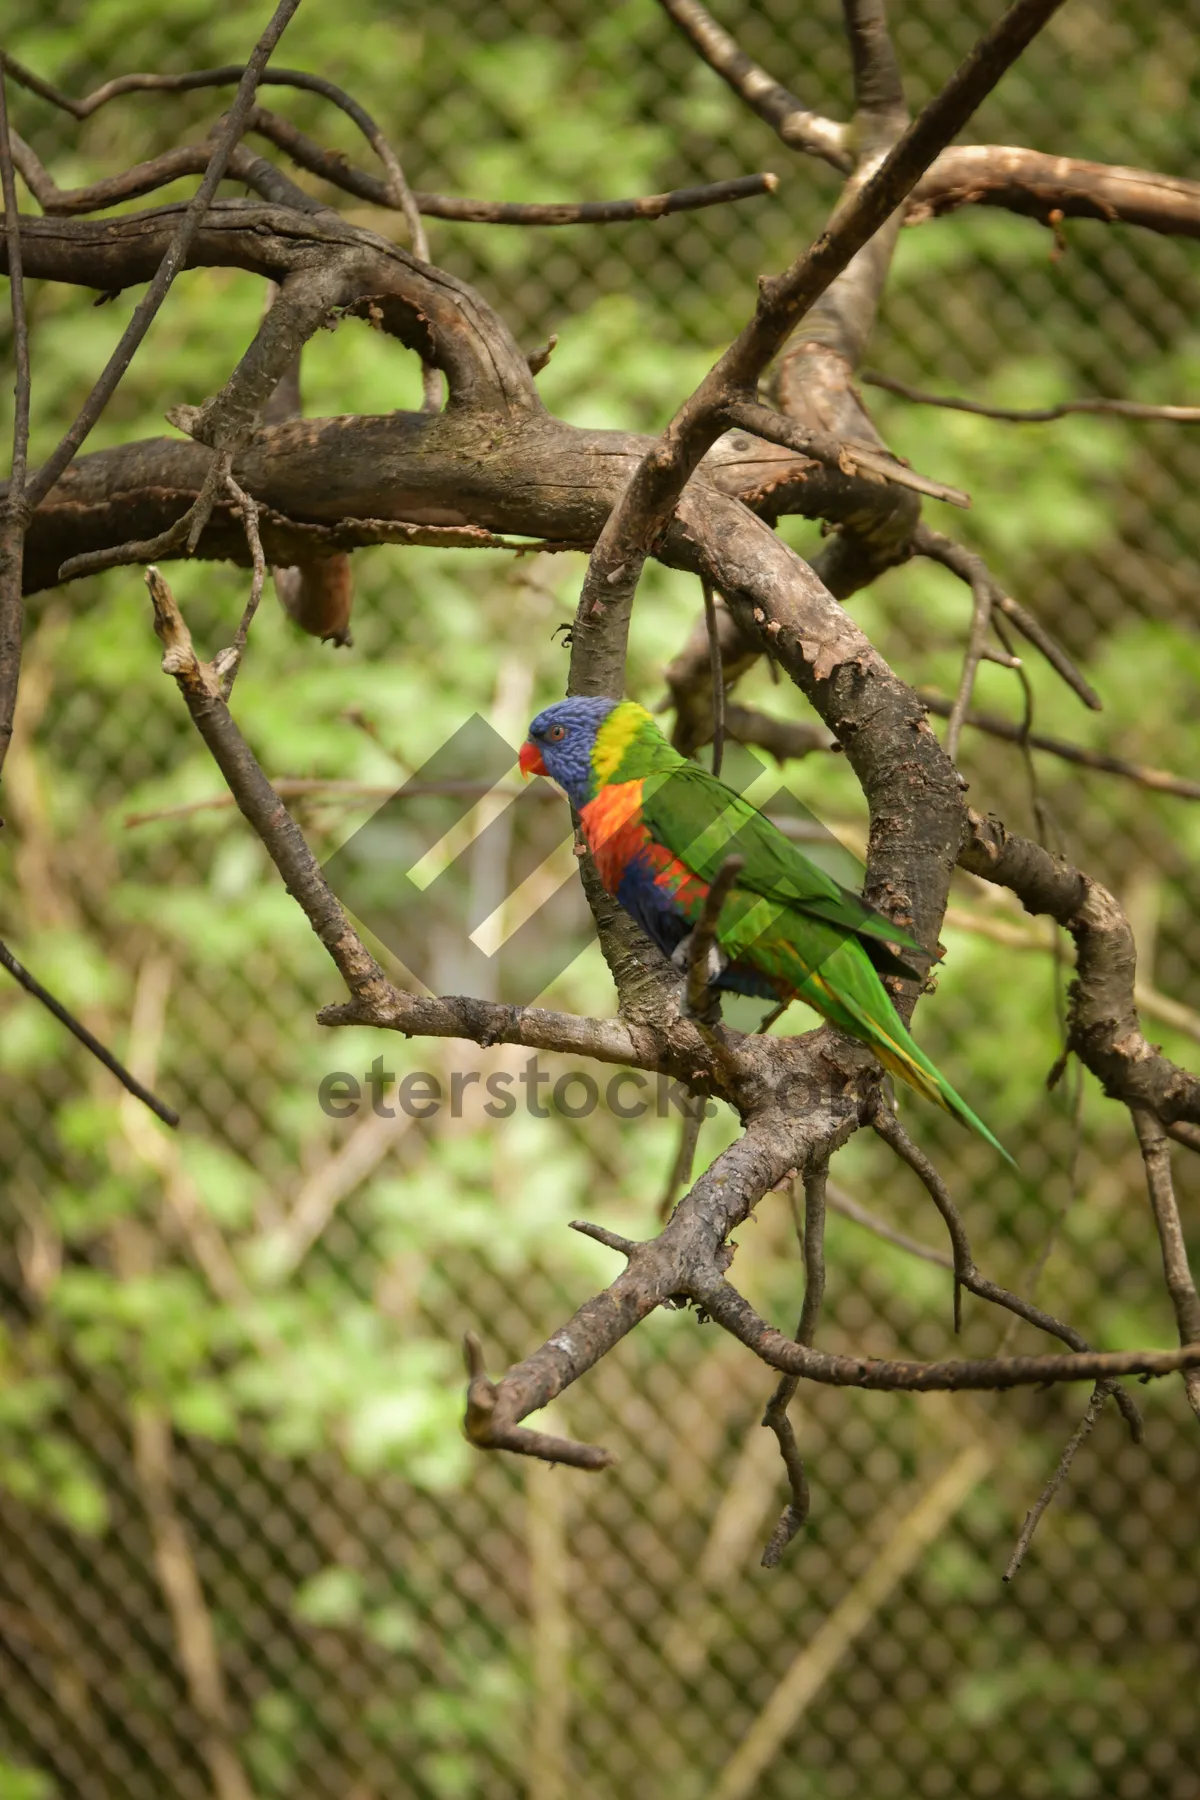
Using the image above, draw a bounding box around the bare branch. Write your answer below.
[216,474,267,697]
[247,108,781,223]
[463,1331,616,1472]
[825,1178,954,1271]
[865,368,1200,425]
[0,937,179,1126]
[869,1097,1143,1438]
[1003,1381,1110,1580]
[9,126,318,215]
[1168,1121,1200,1156]
[571,0,1068,697]
[655,0,850,169]
[843,0,906,126]
[21,0,305,515]
[914,524,1101,711]
[720,397,971,507]
[961,813,1200,1132]
[761,1163,828,1567]
[920,693,1200,802]
[701,581,727,778]
[944,557,994,761]
[1131,1109,1200,1422]
[0,61,31,779]
[698,1275,1200,1393]
[909,144,1200,240]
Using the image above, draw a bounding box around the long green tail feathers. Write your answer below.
[843,995,1016,1167]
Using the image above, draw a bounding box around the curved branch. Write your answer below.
[655,0,850,170]
[909,145,1200,240]
[699,1276,1200,1392]
[1,201,541,418]
[961,812,1200,1129]
[10,128,319,216]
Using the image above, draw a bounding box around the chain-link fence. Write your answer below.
[2,2,1199,1797]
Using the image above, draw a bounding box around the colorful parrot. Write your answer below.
[519,696,1010,1161]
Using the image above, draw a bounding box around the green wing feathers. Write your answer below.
[639,764,926,966]
[615,713,1010,1161]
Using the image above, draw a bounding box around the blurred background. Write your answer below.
[1,2,1198,1796]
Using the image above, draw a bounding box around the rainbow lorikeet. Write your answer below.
[519,696,1009,1160]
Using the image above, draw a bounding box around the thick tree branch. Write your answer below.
[570,0,1066,699]
[20,1,305,516]
[961,812,1200,1130]
[0,63,31,778]
[909,145,1200,240]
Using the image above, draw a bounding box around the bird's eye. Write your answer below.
[548,724,566,742]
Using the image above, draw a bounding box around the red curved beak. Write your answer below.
[519,739,546,779]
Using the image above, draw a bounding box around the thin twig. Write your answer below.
[0,60,32,780]
[0,937,179,1126]
[216,474,267,697]
[1167,1120,1200,1155]
[996,611,1061,852]
[944,564,994,761]
[655,0,851,169]
[685,855,744,1020]
[761,1163,828,1567]
[364,125,440,409]
[699,1273,1200,1394]
[865,368,1200,424]
[701,581,726,778]
[1131,1109,1200,1422]
[56,448,234,582]
[825,1178,954,1271]
[721,397,972,507]
[246,109,780,223]
[21,1,304,515]
[914,524,1101,711]
[868,1097,1143,1437]
[658,1107,705,1221]
[920,692,1200,801]
[1003,1381,1108,1580]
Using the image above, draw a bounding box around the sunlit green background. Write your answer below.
[1,2,1198,1797]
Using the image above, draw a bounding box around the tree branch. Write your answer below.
[761,1163,827,1567]
[1131,1109,1200,1422]
[865,368,1200,425]
[570,0,1067,699]
[961,812,1200,1130]
[20,0,305,516]
[0,61,31,779]
[655,0,850,169]
[915,524,1101,710]
[909,144,1200,240]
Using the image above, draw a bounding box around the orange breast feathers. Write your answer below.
[576,780,647,895]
